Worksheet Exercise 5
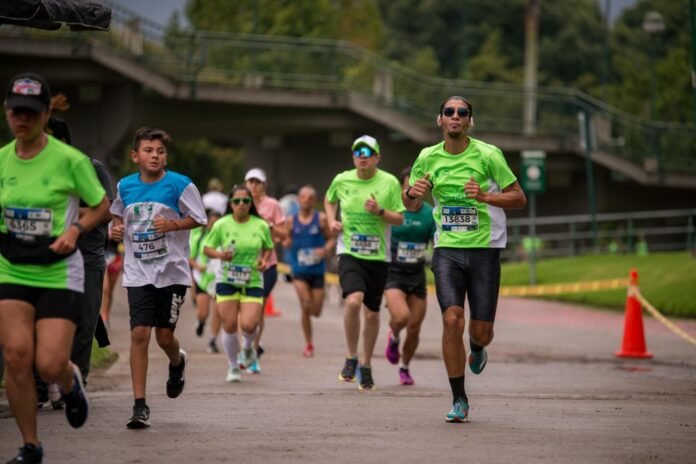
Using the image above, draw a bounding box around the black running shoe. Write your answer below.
[126,404,150,429]
[63,365,89,428]
[358,365,375,391]
[7,443,43,463]
[338,357,358,382]
[166,349,187,399]
[195,320,205,337]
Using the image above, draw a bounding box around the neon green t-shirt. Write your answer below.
[189,226,215,291]
[325,168,405,261]
[203,214,273,289]
[0,136,106,291]
[409,138,517,249]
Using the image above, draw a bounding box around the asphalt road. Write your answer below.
[1,279,695,464]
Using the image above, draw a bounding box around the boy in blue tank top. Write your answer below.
[284,185,335,357]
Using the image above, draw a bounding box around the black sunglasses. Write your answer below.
[231,197,252,205]
[442,107,471,118]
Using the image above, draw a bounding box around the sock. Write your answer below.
[400,363,409,370]
[221,330,240,367]
[391,331,399,342]
[134,398,147,408]
[242,331,255,349]
[470,340,484,353]
[448,376,468,404]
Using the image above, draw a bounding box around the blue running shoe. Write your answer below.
[63,364,89,428]
[246,359,261,374]
[469,347,487,375]
[446,398,469,423]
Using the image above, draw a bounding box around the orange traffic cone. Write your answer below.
[264,294,282,317]
[615,269,652,358]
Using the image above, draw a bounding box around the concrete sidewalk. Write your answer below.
[2,279,695,463]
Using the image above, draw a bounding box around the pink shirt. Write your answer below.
[255,195,285,266]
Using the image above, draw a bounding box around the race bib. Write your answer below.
[297,247,321,266]
[4,207,53,237]
[227,265,252,286]
[397,241,426,263]
[441,206,479,232]
[350,233,380,256]
[132,231,169,260]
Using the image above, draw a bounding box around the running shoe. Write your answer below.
[302,343,314,358]
[166,349,187,399]
[239,346,257,370]
[48,383,64,410]
[246,359,261,374]
[468,347,488,375]
[399,367,414,385]
[358,365,375,391]
[207,338,219,354]
[445,398,470,423]
[338,357,358,382]
[63,364,89,428]
[385,330,400,365]
[7,443,43,463]
[126,404,151,429]
[226,366,241,383]
[195,320,205,337]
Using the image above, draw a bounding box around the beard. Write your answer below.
[447,129,465,139]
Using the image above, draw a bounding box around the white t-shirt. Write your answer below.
[111,171,207,288]
[202,190,228,216]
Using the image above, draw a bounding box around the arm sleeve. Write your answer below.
[179,183,208,225]
[73,155,106,207]
[261,222,274,250]
[110,181,124,217]
[203,221,221,249]
[409,151,426,187]
[488,148,517,190]
[325,174,340,203]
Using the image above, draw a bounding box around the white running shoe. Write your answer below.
[226,366,242,383]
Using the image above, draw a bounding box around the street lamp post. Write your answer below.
[643,11,665,121]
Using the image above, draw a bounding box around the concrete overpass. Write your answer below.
[0,29,694,216]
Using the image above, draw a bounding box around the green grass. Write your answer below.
[500,251,696,318]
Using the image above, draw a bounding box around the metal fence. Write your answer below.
[505,208,696,261]
[2,0,695,174]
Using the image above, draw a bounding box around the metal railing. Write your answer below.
[2,0,695,173]
[505,208,696,261]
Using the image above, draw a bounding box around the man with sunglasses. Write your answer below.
[403,96,526,422]
[324,135,405,391]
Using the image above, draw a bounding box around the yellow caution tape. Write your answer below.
[634,291,696,346]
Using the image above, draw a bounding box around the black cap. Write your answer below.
[5,72,51,112]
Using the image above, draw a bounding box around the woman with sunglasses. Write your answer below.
[203,186,273,383]
[403,96,526,423]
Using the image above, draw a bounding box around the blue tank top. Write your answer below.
[290,211,326,275]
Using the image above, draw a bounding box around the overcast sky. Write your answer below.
[114,0,637,29]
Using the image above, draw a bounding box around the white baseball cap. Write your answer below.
[244,168,267,183]
[351,135,380,154]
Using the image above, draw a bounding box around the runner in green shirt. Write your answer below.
[384,166,436,387]
[204,185,273,383]
[0,72,110,464]
[325,135,405,391]
[189,209,222,345]
[404,96,526,423]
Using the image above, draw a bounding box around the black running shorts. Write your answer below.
[292,273,325,289]
[0,284,83,324]
[431,248,501,321]
[127,284,187,330]
[338,254,388,312]
[385,264,427,299]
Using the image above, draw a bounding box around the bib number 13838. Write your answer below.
[441,206,479,232]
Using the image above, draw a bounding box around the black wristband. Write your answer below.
[378,208,385,216]
[405,187,417,200]
[71,222,86,236]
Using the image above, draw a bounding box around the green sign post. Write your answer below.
[521,150,546,285]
